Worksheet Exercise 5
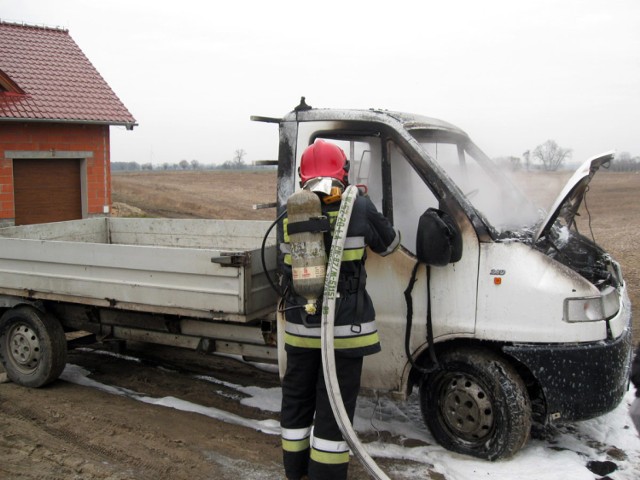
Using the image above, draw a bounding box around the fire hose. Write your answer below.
[320,185,391,480]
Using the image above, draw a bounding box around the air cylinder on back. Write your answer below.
[286,189,327,314]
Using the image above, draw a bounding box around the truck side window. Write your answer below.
[316,137,384,211]
[389,141,439,254]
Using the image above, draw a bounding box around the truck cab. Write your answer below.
[272,102,632,460]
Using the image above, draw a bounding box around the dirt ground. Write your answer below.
[0,343,430,480]
[1,168,638,479]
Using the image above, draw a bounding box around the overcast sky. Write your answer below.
[3,0,639,166]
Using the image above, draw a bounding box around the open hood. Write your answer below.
[532,151,614,244]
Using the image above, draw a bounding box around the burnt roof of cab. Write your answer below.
[285,107,468,137]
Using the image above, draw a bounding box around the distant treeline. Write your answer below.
[111,161,276,171]
[494,151,640,172]
[608,153,640,171]
[115,151,640,173]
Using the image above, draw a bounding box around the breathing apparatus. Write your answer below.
[285,188,330,314]
[285,175,349,311]
[260,140,350,309]
[285,139,351,313]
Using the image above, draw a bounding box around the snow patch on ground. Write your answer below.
[60,364,280,435]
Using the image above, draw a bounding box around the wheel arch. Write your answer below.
[408,338,547,424]
[0,294,45,312]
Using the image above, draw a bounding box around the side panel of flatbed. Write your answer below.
[0,218,278,322]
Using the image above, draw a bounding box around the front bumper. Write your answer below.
[503,326,633,423]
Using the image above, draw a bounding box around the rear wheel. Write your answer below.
[419,347,531,460]
[0,306,67,387]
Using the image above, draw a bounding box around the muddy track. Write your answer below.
[0,344,423,480]
[1,400,178,480]
[0,343,288,480]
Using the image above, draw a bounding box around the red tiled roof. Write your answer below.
[0,22,136,128]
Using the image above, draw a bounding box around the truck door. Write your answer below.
[294,124,479,393]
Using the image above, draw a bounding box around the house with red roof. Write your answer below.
[0,21,136,226]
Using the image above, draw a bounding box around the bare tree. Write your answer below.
[233,149,246,169]
[532,140,572,171]
[179,159,189,170]
[190,159,200,170]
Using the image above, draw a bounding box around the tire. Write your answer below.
[0,306,67,387]
[419,347,531,460]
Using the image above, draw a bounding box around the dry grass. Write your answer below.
[112,170,277,220]
[113,169,640,344]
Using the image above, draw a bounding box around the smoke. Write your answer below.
[415,139,545,234]
[324,134,562,252]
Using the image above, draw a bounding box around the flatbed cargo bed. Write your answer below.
[0,218,278,322]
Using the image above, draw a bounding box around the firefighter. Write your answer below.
[280,139,400,480]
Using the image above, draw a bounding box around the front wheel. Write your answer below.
[0,306,67,387]
[419,347,531,460]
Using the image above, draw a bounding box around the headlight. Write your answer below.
[564,287,620,322]
[565,297,603,322]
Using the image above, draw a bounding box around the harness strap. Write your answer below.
[287,216,330,235]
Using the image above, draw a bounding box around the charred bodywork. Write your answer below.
[262,101,632,458]
[536,226,621,290]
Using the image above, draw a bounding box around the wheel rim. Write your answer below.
[439,373,494,443]
[6,323,41,374]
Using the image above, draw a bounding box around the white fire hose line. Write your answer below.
[320,185,391,480]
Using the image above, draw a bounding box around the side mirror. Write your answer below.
[416,208,463,266]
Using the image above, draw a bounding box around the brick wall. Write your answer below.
[0,122,111,224]
[0,155,12,221]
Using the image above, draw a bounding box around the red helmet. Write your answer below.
[299,139,349,186]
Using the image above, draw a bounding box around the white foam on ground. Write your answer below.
[61,355,640,479]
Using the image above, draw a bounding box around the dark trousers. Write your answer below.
[281,349,363,480]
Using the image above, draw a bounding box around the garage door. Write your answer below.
[13,158,82,225]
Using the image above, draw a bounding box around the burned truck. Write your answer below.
[0,103,632,461]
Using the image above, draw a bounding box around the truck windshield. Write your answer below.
[409,129,540,234]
